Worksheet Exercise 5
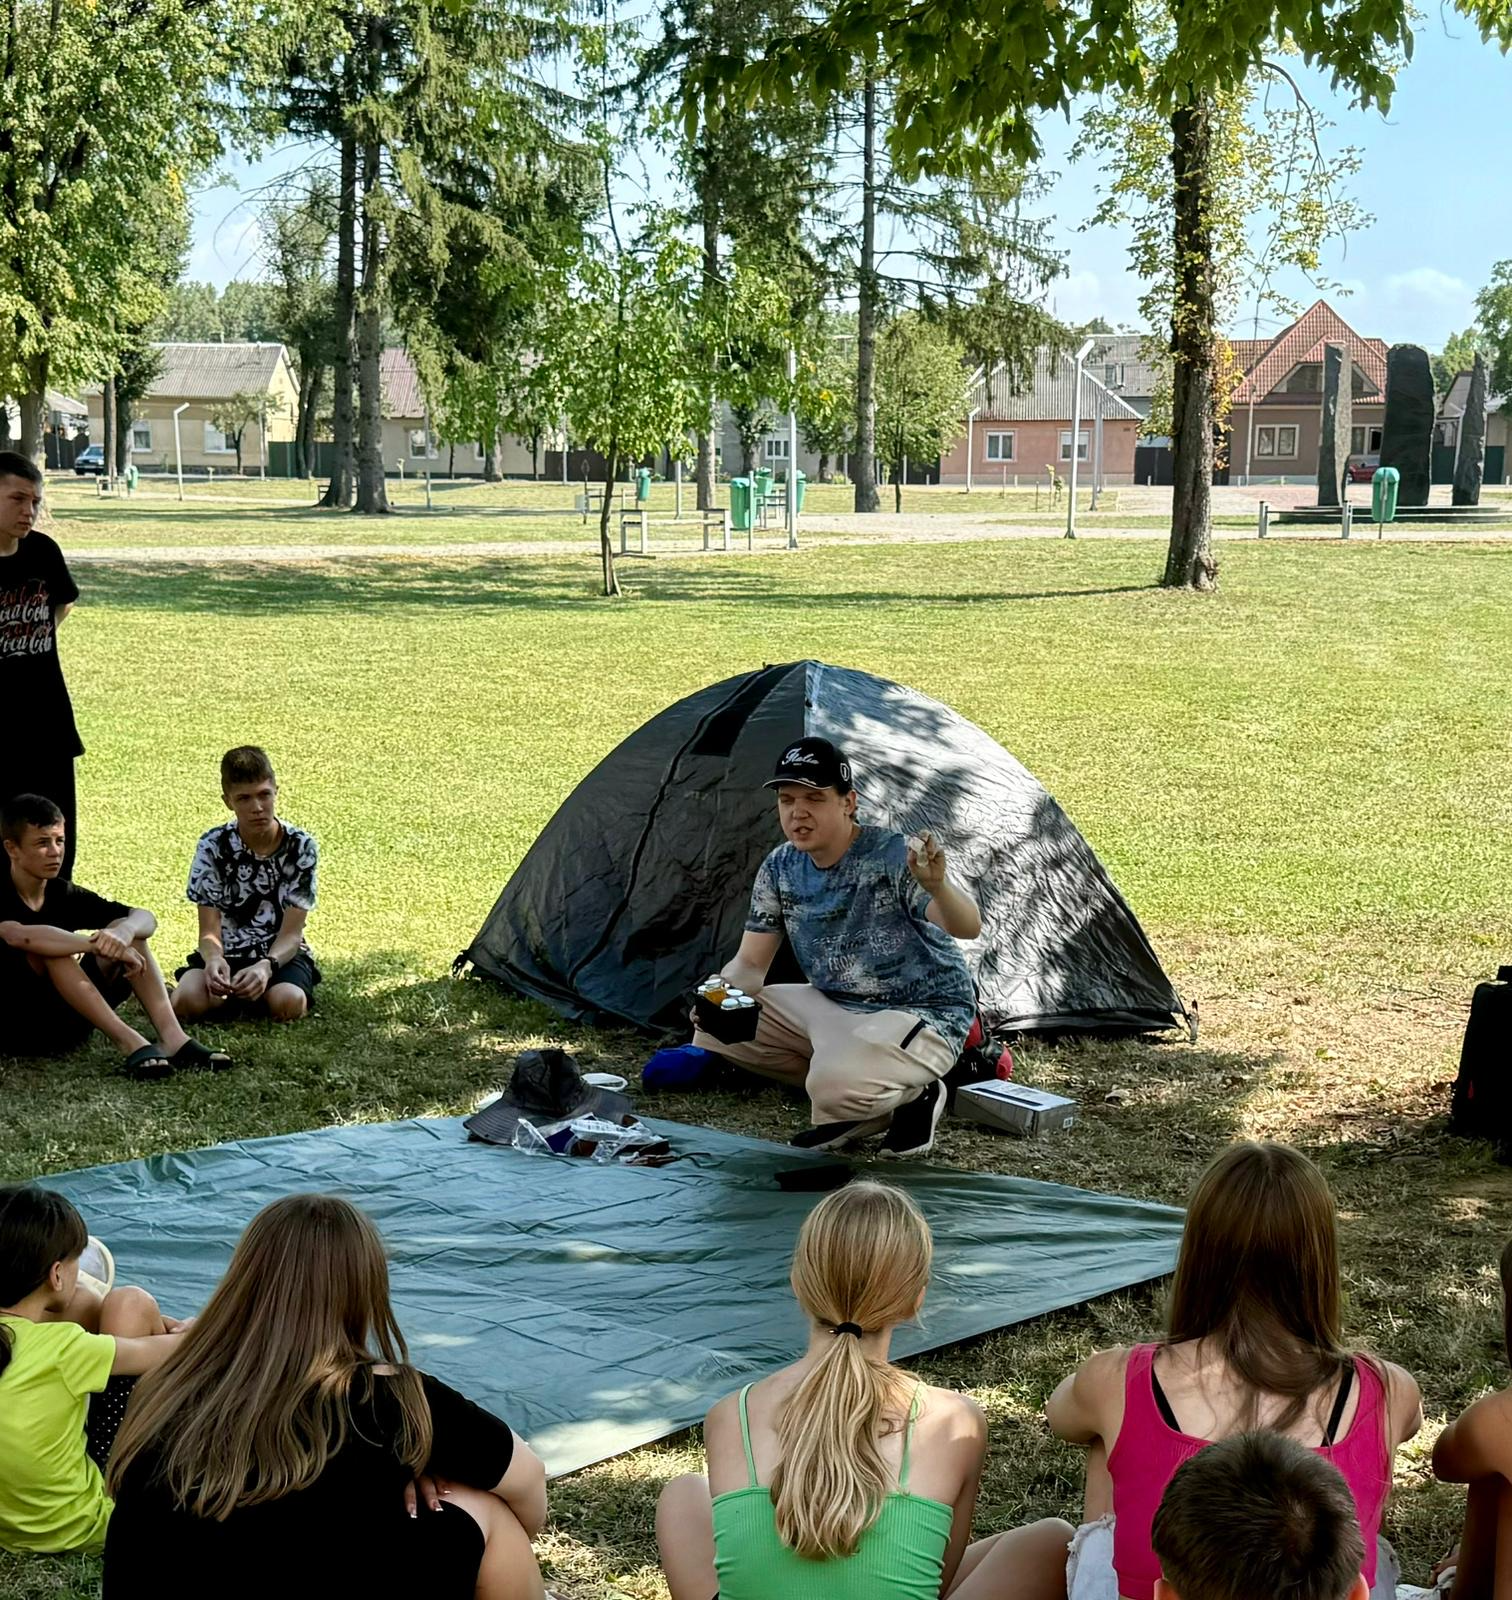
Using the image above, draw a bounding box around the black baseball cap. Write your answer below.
[764,737,854,792]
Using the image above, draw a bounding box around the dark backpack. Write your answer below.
[1449,967,1512,1160]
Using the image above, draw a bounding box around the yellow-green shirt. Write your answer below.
[0,1315,115,1553]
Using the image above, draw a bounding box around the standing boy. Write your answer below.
[0,453,84,878]
[0,795,228,1076]
[694,736,981,1158]
[172,746,320,1025]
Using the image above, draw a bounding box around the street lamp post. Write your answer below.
[1066,338,1095,539]
[172,403,190,502]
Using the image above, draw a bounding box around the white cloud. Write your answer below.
[1383,267,1469,308]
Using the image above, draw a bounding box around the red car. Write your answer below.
[1345,453,1380,483]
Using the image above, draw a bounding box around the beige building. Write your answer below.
[380,349,554,477]
[86,343,299,473]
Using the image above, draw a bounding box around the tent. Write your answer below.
[462,660,1190,1037]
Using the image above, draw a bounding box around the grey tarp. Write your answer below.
[462,660,1189,1037]
[48,1116,1184,1476]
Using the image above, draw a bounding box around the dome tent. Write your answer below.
[461,661,1190,1038]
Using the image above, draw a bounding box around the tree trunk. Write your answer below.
[741,438,756,476]
[448,442,456,478]
[18,353,47,464]
[531,431,541,479]
[321,127,358,508]
[353,117,388,515]
[893,467,902,513]
[1163,100,1218,592]
[598,441,621,597]
[115,394,132,476]
[296,359,322,479]
[853,76,880,514]
[484,430,500,481]
[818,451,829,483]
[102,376,117,489]
[695,128,718,514]
[232,432,244,475]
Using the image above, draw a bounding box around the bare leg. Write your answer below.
[266,982,308,1023]
[946,1518,1076,1600]
[1449,1476,1512,1600]
[122,939,190,1054]
[171,967,229,1022]
[42,954,152,1056]
[440,1485,547,1600]
[97,1285,169,1339]
[657,1474,718,1600]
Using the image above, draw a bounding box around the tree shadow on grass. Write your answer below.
[76,555,1163,619]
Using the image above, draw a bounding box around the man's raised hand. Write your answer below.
[906,830,948,894]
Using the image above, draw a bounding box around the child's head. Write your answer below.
[1168,1139,1342,1350]
[220,746,278,829]
[1152,1431,1367,1600]
[108,1194,429,1519]
[0,1186,88,1372]
[771,1182,933,1562]
[1,793,66,876]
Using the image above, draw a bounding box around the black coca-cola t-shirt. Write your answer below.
[0,530,82,758]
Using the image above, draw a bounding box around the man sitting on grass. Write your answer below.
[172,745,320,1026]
[0,795,229,1078]
[694,736,981,1159]
[1150,1431,1368,1600]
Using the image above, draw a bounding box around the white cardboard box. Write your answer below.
[955,1082,1078,1138]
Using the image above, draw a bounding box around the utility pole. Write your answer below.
[1065,338,1094,539]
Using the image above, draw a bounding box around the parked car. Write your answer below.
[1345,453,1380,484]
[73,444,106,476]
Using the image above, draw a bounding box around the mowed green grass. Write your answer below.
[3,517,1512,1597]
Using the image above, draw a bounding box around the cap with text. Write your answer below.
[764,737,853,791]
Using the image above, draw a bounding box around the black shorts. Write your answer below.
[176,948,322,1014]
[0,952,132,1057]
[86,1374,137,1470]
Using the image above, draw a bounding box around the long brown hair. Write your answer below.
[108,1194,430,1519]
[770,1182,933,1561]
[1164,1141,1352,1433]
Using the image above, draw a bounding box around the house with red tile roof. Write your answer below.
[1225,301,1388,483]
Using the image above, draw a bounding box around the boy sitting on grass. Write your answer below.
[0,794,229,1078]
[1150,1431,1368,1600]
[172,745,321,1025]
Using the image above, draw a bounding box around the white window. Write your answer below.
[985,431,1016,462]
[1255,425,1298,459]
[474,442,487,463]
[131,421,152,452]
[1103,363,1125,389]
[1059,430,1090,462]
[408,428,438,459]
[1350,426,1365,455]
[763,436,790,461]
[203,422,232,454]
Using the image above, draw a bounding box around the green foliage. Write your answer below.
[1470,263,1512,398]
[873,311,966,481]
[155,281,285,345]
[800,319,858,471]
[1430,328,1489,399]
[208,388,286,472]
[1078,53,1367,438]
[0,0,233,429]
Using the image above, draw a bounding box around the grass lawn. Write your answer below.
[3,512,1511,1597]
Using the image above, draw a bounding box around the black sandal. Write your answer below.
[119,1044,173,1080]
[169,1039,234,1073]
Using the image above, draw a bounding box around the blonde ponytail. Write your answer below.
[770,1182,932,1560]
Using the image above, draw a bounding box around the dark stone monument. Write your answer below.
[1317,343,1351,507]
[1379,344,1434,506]
[1452,354,1489,507]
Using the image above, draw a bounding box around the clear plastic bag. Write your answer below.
[510,1118,555,1157]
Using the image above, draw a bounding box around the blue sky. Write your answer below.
[188,18,1511,352]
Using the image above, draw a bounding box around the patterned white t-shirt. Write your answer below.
[185,820,318,959]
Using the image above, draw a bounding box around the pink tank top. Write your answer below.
[1106,1344,1392,1600]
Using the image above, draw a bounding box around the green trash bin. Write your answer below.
[791,469,806,514]
[1371,466,1399,523]
[635,467,652,504]
[730,477,753,532]
[753,467,773,507]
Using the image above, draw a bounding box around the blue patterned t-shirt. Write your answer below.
[745,825,976,1052]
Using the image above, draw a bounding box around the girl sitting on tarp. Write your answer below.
[656,1179,1075,1600]
[103,1194,550,1600]
[0,1185,188,1556]
[1046,1141,1424,1600]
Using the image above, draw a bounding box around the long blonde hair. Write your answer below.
[108,1194,431,1520]
[770,1181,933,1560]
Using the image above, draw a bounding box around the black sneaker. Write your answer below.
[879,1080,945,1160]
[789,1114,892,1151]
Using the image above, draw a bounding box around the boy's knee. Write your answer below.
[99,1284,162,1337]
[266,986,308,1022]
[806,1059,892,1121]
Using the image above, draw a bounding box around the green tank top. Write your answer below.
[710,1382,956,1600]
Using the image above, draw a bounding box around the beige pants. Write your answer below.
[693,982,957,1125]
